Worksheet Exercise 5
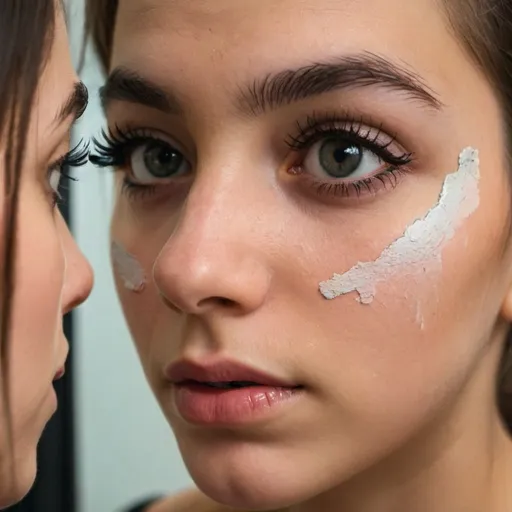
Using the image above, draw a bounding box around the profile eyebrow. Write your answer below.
[56,81,89,123]
[100,67,183,114]
[237,52,443,116]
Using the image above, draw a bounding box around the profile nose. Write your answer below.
[57,214,94,314]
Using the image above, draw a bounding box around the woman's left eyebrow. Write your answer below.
[236,51,444,116]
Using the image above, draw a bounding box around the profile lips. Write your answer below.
[53,367,65,381]
[166,360,298,389]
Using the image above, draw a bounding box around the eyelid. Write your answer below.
[287,112,394,148]
[286,113,412,170]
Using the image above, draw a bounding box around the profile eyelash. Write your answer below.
[58,139,90,169]
[285,113,413,167]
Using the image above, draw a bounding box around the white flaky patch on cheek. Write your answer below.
[111,240,147,293]
[319,147,481,305]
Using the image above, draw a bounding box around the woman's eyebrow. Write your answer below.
[53,81,89,127]
[237,52,443,116]
[100,67,182,114]
[100,52,443,116]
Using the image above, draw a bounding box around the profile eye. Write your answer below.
[49,168,62,193]
[130,140,190,184]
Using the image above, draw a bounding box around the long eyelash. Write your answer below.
[285,112,413,167]
[49,140,90,206]
[51,139,90,187]
[89,125,161,168]
[58,139,90,169]
[90,126,180,200]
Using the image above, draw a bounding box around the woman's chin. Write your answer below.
[193,478,300,512]
[183,452,327,512]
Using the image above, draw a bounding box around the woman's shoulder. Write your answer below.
[144,488,238,512]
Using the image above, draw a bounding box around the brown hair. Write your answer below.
[0,0,56,475]
[85,0,512,429]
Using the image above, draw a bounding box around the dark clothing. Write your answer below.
[124,496,163,512]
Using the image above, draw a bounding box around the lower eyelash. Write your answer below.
[310,167,406,199]
[120,180,158,200]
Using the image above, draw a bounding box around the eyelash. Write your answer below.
[90,115,413,201]
[48,140,90,206]
[90,126,167,199]
[285,113,413,199]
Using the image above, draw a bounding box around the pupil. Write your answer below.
[143,142,183,177]
[319,138,362,178]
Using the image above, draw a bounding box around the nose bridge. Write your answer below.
[153,157,271,314]
[176,164,249,256]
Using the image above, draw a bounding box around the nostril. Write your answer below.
[218,297,236,307]
[197,296,237,309]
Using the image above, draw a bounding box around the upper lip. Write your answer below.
[165,359,297,387]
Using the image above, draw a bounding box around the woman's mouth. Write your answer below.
[166,360,303,426]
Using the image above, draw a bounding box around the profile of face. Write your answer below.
[102,0,512,509]
[0,10,93,507]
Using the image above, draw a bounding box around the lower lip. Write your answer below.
[173,384,300,425]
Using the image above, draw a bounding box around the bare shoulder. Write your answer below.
[145,488,237,512]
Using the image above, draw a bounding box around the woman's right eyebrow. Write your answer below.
[100,67,182,115]
[100,51,443,116]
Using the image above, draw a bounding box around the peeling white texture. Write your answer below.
[319,147,480,304]
[111,240,146,293]
[415,301,425,331]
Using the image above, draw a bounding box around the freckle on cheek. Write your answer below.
[319,147,481,307]
[111,240,147,293]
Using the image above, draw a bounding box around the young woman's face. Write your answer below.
[105,0,512,509]
[0,12,93,507]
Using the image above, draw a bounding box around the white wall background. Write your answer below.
[66,2,193,511]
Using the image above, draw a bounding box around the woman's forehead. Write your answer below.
[113,0,447,40]
[109,0,468,116]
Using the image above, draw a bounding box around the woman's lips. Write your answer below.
[165,359,302,425]
[53,366,65,381]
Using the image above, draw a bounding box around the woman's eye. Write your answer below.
[303,136,384,181]
[130,140,191,184]
[49,168,62,193]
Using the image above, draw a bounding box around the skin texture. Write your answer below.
[0,11,93,508]
[104,1,512,510]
